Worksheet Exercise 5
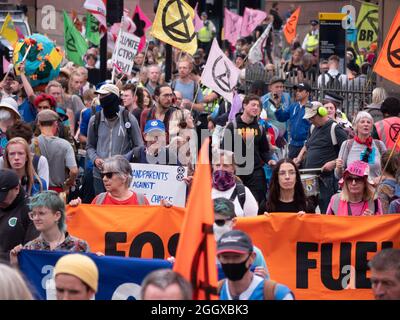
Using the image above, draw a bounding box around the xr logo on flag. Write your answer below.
[162,0,195,43]
[66,27,78,53]
[387,26,400,68]
[212,56,232,92]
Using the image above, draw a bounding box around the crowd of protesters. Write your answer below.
[0,1,400,301]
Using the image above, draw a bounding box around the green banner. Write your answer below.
[86,13,100,46]
[63,11,88,66]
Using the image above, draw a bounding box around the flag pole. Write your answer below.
[190,81,202,112]
[111,15,125,84]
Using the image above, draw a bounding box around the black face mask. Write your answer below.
[220,254,251,281]
[100,93,120,119]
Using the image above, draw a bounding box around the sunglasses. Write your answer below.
[215,219,232,227]
[101,172,117,179]
[345,175,365,183]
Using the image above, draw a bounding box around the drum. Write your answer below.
[301,174,319,197]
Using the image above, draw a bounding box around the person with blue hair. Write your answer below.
[10,190,89,265]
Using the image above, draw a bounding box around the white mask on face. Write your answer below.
[213,222,233,242]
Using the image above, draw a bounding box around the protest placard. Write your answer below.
[130,163,187,207]
[112,30,140,75]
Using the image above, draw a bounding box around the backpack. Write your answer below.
[326,73,342,87]
[341,139,385,167]
[145,105,178,133]
[95,192,147,205]
[380,180,400,204]
[310,122,338,145]
[217,279,277,300]
[93,109,133,149]
[229,182,246,210]
[330,193,379,215]
[32,154,40,174]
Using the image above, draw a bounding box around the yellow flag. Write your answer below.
[47,47,64,70]
[150,0,197,55]
[0,13,18,47]
[355,2,378,53]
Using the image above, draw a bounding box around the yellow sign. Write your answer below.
[150,0,197,55]
[355,2,379,53]
[319,12,347,21]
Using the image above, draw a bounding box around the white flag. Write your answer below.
[248,22,272,64]
[84,0,107,33]
[201,39,240,103]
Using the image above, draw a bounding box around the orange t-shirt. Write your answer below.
[91,192,149,205]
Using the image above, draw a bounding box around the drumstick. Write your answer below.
[299,168,323,173]
[21,45,32,63]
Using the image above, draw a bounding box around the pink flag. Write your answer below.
[3,56,10,73]
[193,3,204,32]
[84,0,107,33]
[133,5,153,52]
[228,92,243,122]
[123,8,136,34]
[224,8,243,45]
[201,39,240,103]
[241,7,267,37]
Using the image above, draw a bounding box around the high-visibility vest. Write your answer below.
[375,117,400,151]
[305,33,319,52]
[198,23,213,43]
[356,54,364,67]
[202,87,219,113]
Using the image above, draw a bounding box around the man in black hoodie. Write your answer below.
[0,169,38,261]
[222,94,275,213]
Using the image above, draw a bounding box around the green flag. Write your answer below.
[86,13,100,46]
[63,11,88,66]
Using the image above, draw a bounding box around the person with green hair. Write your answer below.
[10,191,89,265]
[213,197,270,280]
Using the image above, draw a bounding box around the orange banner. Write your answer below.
[284,7,301,44]
[67,204,184,259]
[373,7,400,85]
[67,206,400,299]
[236,213,400,300]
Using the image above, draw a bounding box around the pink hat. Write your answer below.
[344,160,370,177]
[339,160,372,186]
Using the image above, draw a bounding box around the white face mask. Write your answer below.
[213,222,233,242]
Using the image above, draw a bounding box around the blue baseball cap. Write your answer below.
[144,120,165,134]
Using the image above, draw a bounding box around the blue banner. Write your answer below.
[19,250,172,300]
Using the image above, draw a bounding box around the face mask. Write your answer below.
[212,170,236,191]
[100,93,120,119]
[220,254,251,281]
[213,222,232,242]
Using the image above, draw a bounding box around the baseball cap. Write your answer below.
[37,109,59,123]
[303,101,324,119]
[310,19,318,26]
[0,97,21,120]
[95,83,120,97]
[54,254,99,292]
[217,230,253,255]
[269,76,285,85]
[0,169,20,202]
[323,91,343,106]
[293,82,312,92]
[144,119,165,134]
